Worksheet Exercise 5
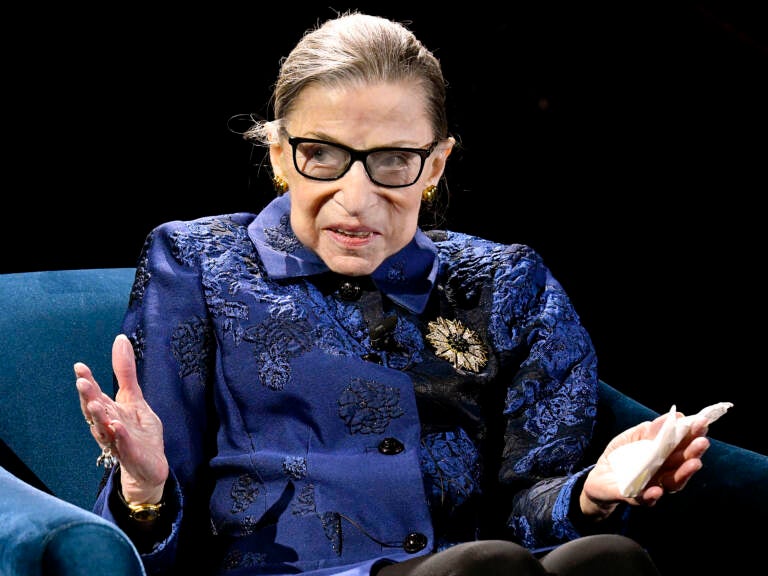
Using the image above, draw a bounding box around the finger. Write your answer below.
[73,361,94,381]
[664,435,710,472]
[667,457,704,493]
[75,362,105,424]
[86,398,117,447]
[605,419,653,450]
[687,416,710,439]
[112,334,145,403]
[685,435,710,459]
[76,379,94,424]
[656,448,707,493]
[634,478,665,507]
[648,413,670,434]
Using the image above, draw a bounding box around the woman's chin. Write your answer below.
[324,255,382,277]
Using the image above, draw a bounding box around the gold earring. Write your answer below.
[422,184,437,203]
[272,175,289,194]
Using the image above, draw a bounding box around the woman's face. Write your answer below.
[270,81,452,277]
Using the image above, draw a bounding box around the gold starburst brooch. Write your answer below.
[426,317,488,373]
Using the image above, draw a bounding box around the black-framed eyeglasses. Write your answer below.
[286,134,439,188]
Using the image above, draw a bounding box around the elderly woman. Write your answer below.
[75,11,711,576]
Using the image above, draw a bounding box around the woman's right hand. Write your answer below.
[75,334,169,505]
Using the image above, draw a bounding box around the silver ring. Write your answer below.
[86,418,95,427]
[96,445,117,469]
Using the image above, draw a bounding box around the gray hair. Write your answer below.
[244,11,448,143]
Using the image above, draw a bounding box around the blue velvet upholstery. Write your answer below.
[591,381,768,573]
[0,465,145,575]
[0,268,765,574]
[0,268,135,510]
[0,268,144,576]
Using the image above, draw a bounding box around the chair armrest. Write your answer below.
[593,381,768,573]
[0,466,145,576]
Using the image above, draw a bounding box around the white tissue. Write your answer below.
[607,401,733,497]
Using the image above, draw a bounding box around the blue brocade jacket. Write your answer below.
[94,193,607,575]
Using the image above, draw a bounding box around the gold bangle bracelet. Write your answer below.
[118,490,164,523]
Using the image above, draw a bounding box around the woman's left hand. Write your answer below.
[580,411,710,518]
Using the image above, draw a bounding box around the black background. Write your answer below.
[6,3,767,454]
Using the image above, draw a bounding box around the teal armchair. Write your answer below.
[0,268,765,574]
[0,268,144,576]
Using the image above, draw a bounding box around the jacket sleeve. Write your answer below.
[103,220,218,574]
[490,244,615,548]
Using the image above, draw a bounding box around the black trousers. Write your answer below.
[376,535,660,576]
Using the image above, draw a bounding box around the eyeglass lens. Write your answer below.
[293,140,426,187]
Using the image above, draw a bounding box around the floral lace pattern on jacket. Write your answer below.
[121,207,601,572]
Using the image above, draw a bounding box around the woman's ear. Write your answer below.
[263,121,289,179]
[425,137,454,182]
[269,140,287,179]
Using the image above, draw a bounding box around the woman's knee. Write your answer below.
[419,540,546,576]
[541,534,660,576]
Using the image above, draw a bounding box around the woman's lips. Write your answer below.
[330,228,372,238]
[327,227,376,246]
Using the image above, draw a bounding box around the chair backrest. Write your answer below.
[0,268,136,510]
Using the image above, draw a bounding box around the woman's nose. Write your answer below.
[334,161,379,214]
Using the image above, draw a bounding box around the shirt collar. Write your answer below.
[248,193,438,313]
